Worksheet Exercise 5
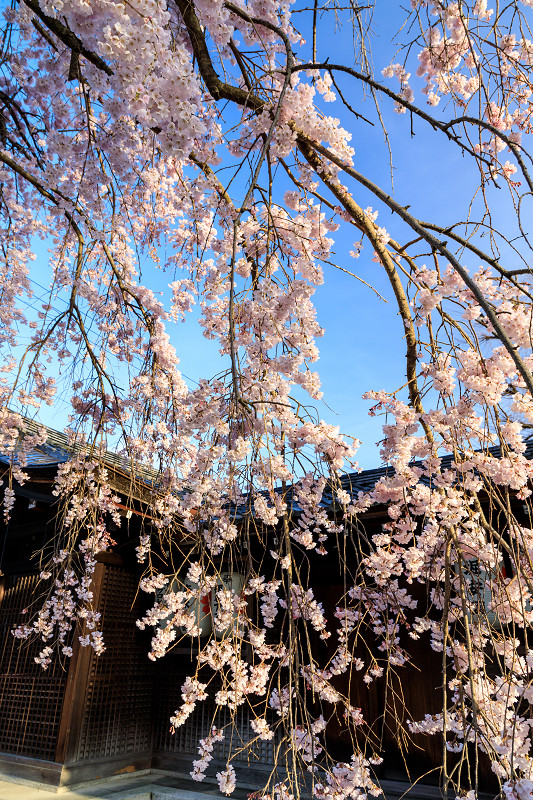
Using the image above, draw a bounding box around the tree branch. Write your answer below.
[297,131,533,399]
[297,136,432,441]
[174,0,263,110]
[22,0,113,75]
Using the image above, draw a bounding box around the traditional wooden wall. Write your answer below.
[0,561,154,785]
[0,573,67,783]
[0,542,501,791]
[57,560,154,784]
[0,574,68,762]
[152,662,281,779]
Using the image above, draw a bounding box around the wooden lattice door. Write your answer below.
[0,573,69,762]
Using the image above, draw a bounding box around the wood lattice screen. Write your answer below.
[74,565,153,762]
[0,567,279,773]
[153,667,280,769]
[0,574,68,761]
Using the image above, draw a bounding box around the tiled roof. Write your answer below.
[238,439,533,518]
[3,417,533,515]
[0,418,160,484]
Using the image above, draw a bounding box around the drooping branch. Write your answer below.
[297,136,432,442]
[298,132,533,399]
[204,1,295,409]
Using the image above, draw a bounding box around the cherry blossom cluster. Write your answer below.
[191,726,225,782]
[3,0,533,797]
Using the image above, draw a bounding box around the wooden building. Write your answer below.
[0,425,281,787]
[0,424,525,791]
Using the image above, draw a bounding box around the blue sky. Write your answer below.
[16,3,529,470]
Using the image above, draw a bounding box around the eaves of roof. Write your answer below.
[3,418,533,518]
[231,439,533,520]
[0,418,160,487]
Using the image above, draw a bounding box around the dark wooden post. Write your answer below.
[54,561,106,766]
